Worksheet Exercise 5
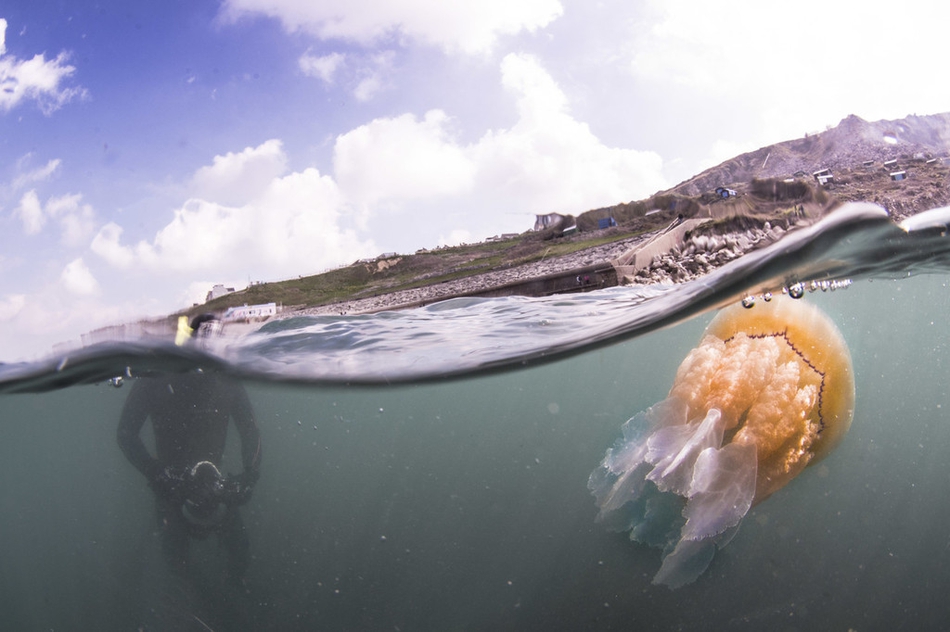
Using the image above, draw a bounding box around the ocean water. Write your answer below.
[2,202,950,630]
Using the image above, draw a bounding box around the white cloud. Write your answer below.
[13,189,95,245]
[14,189,44,234]
[468,53,666,214]
[299,50,345,83]
[219,0,564,55]
[0,293,25,322]
[90,222,135,268]
[11,156,61,190]
[630,0,950,145]
[94,140,377,280]
[190,138,289,206]
[333,52,666,231]
[0,18,86,114]
[334,109,476,209]
[352,50,394,102]
[61,258,99,296]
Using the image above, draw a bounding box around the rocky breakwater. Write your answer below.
[292,234,651,317]
[623,220,792,285]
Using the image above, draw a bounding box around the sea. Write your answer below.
[2,202,950,631]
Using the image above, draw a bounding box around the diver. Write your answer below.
[117,314,262,583]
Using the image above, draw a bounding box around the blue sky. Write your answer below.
[2,0,949,360]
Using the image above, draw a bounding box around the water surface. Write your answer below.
[2,203,950,630]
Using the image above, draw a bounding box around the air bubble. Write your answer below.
[741,296,755,308]
[787,282,805,299]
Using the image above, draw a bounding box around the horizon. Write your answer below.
[2,1,950,360]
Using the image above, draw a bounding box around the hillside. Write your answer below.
[194,111,950,318]
[669,112,950,197]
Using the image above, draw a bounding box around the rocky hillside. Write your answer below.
[669,112,950,197]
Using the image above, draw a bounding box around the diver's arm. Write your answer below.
[116,381,162,481]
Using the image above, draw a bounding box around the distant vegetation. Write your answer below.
[192,179,829,318]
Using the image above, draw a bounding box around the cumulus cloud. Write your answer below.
[61,258,99,296]
[219,0,564,55]
[334,109,476,209]
[333,53,665,223]
[298,50,345,84]
[630,0,950,147]
[190,138,289,206]
[470,53,666,213]
[93,140,377,279]
[90,223,135,268]
[14,190,44,234]
[0,18,86,114]
[14,190,95,245]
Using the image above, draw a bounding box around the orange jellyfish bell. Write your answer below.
[588,297,855,589]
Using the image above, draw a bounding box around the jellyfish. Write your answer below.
[588,297,854,588]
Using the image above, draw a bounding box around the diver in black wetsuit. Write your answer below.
[116,316,262,581]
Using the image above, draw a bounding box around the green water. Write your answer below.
[2,274,949,630]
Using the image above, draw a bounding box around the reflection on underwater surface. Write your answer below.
[3,206,950,629]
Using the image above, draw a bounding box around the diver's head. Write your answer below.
[175,313,223,348]
[190,313,222,340]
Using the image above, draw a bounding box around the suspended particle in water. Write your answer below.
[787,282,805,299]
[741,296,756,308]
[110,376,124,388]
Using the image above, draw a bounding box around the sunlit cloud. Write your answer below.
[0,18,86,114]
[92,140,377,280]
[61,258,100,296]
[14,189,95,246]
[219,0,564,55]
[298,50,345,84]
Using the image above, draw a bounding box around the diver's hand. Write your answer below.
[222,471,257,506]
[149,465,189,502]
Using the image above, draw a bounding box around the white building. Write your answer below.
[223,302,279,322]
[206,284,235,302]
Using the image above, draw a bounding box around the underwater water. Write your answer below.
[3,203,950,630]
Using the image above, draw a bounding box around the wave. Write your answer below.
[3,202,950,393]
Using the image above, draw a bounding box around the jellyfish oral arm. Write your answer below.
[681,442,757,541]
[646,408,725,495]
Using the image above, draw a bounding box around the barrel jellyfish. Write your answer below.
[588,297,854,588]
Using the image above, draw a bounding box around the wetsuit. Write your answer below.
[117,372,262,579]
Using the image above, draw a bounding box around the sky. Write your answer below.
[2,0,949,360]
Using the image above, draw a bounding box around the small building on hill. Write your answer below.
[206,284,235,302]
[714,187,738,198]
[812,169,834,185]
